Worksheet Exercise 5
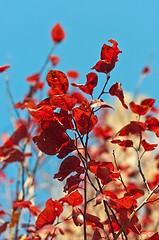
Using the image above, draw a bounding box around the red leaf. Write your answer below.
[92,228,102,240]
[60,190,83,206]
[51,23,65,43]
[92,39,122,74]
[93,125,113,140]
[88,161,119,185]
[28,205,40,216]
[141,139,158,152]
[142,66,150,75]
[92,60,115,74]
[45,199,63,216]
[64,174,83,193]
[0,65,10,73]
[125,188,144,199]
[111,139,133,148]
[4,124,28,148]
[71,91,85,104]
[71,72,98,95]
[36,208,56,229]
[0,148,24,166]
[67,70,79,79]
[0,222,8,234]
[57,139,76,159]
[49,55,60,66]
[73,108,98,135]
[117,121,146,136]
[26,73,40,83]
[101,39,122,63]
[13,200,31,209]
[116,196,136,209]
[130,98,155,116]
[146,116,159,137]
[109,82,128,109]
[148,232,159,240]
[54,156,83,181]
[33,120,69,155]
[50,94,77,111]
[46,70,69,95]
[85,213,103,229]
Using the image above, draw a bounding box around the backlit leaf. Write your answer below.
[50,94,77,111]
[141,139,158,152]
[117,121,146,136]
[71,72,98,95]
[0,65,10,73]
[109,82,128,109]
[46,70,69,95]
[51,23,65,43]
[60,190,83,206]
[73,108,98,135]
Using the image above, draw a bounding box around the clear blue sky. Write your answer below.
[0,0,159,134]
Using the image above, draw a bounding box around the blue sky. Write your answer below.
[0,0,159,135]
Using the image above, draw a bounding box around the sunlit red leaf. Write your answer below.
[146,116,159,137]
[67,70,79,79]
[27,105,55,120]
[117,121,146,136]
[60,190,83,206]
[26,73,40,83]
[92,60,115,74]
[51,23,65,43]
[73,108,98,135]
[93,125,113,140]
[116,196,136,209]
[111,139,133,148]
[13,200,31,209]
[36,208,56,229]
[71,72,98,95]
[49,55,60,66]
[54,156,83,181]
[101,39,122,63]
[141,139,158,152]
[109,82,128,109]
[0,65,10,73]
[71,91,85,104]
[45,199,63,216]
[130,98,155,116]
[125,188,144,199]
[46,70,68,95]
[50,94,77,111]
[92,39,121,74]
[28,205,40,216]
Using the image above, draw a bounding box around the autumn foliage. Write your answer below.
[0,23,159,240]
